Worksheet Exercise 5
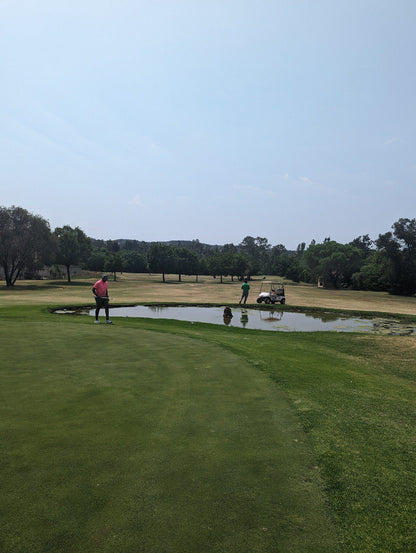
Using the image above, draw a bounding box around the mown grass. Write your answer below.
[228,332,416,552]
[105,315,416,553]
[1,279,416,551]
[0,314,338,553]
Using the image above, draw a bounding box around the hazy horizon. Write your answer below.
[1,1,415,249]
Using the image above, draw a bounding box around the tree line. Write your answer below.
[1,205,416,296]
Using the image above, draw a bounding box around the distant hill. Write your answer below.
[90,237,296,256]
[90,237,221,254]
[158,240,221,251]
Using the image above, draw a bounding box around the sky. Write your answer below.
[1,0,415,249]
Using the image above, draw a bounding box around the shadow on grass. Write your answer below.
[48,280,93,287]
[0,284,60,291]
[0,280,94,291]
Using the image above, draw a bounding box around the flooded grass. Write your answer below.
[56,304,416,335]
[92,304,378,332]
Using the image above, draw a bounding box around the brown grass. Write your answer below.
[1,273,416,316]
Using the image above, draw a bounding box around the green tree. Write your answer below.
[0,205,55,286]
[350,234,374,256]
[270,244,287,276]
[207,249,228,283]
[296,242,306,256]
[148,243,177,282]
[54,225,91,283]
[351,251,388,291]
[393,218,416,252]
[86,249,107,272]
[121,250,147,273]
[106,239,120,252]
[221,244,241,281]
[303,241,363,288]
[104,252,125,281]
[175,248,200,282]
[197,256,208,280]
[228,252,248,281]
[375,218,416,295]
[239,236,270,274]
[272,253,291,278]
[286,257,303,282]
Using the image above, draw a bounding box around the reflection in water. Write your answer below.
[83,305,416,335]
[223,306,233,326]
[148,305,165,313]
[306,311,341,323]
[259,310,283,322]
[240,309,249,327]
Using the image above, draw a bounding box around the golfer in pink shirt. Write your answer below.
[92,275,112,324]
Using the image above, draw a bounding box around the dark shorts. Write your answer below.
[95,297,109,308]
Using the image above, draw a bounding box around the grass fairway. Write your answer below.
[1,278,416,552]
[0,317,338,553]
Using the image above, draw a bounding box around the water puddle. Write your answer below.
[79,305,416,334]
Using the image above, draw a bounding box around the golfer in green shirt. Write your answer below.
[239,278,250,304]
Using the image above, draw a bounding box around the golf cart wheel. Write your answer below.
[281,298,285,304]
[264,297,271,304]
[256,298,262,303]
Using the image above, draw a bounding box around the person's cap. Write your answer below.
[102,274,108,281]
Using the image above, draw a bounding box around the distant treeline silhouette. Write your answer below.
[1,205,415,295]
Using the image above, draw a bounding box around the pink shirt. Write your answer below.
[94,279,108,297]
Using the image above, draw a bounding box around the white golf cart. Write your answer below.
[256,281,285,305]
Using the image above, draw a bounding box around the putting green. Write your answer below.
[0,320,338,552]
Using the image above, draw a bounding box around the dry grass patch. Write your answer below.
[1,273,416,316]
[359,335,416,380]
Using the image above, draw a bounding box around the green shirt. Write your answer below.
[242,282,250,292]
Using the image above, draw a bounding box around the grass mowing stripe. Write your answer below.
[0,320,338,553]
[211,330,416,553]
[104,316,416,553]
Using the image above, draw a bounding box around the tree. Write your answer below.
[0,205,55,286]
[104,252,125,281]
[392,218,416,253]
[54,225,91,283]
[175,248,200,281]
[207,249,228,283]
[239,236,270,274]
[147,243,177,282]
[350,234,373,256]
[228,252,248,281]
[271,252,292,278]
[296,242,306,256]
[351,251,388,291]
[221,244,239,281]
[303,241,363,288]
[86,249,107,272]
[286,257,303,282]
[106,239,120,252]
[121,250,147,273]
[375,218,416,295]
[270,244,287,276]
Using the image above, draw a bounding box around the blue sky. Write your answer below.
[1,0,415,248]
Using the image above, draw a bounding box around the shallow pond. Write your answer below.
[82,305,416,335]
